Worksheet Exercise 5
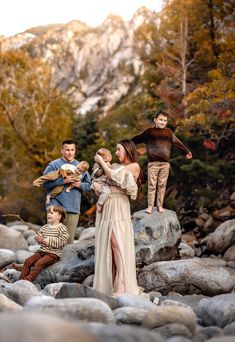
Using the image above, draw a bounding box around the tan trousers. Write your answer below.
[147,161,170,208]
[64,213,79,244]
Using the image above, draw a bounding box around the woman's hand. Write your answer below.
[94,154,103,164]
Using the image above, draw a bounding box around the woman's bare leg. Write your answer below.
[111,232,125,294]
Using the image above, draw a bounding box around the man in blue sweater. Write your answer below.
[43,139,91,243]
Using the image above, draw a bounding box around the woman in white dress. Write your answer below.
[93,139,141,296]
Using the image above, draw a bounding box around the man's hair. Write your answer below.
[47,205,66,223]
[154,110,169,119]
[62,139,76,146]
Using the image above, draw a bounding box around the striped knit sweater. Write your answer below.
[37,223,69,257]
[132,127,190,162]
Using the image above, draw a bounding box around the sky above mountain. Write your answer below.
[0,0,163,37]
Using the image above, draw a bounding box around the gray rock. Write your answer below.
[142,305,197,333]
[24,297,114,324]
[79,322,165,342]
[133,209,181,265]
[138,258,235,295]
[207,219,235,254]
[167,338,191,342]
[196,325,224,339]
[0,225,28,250]
[25,295,55,307]
[160,299,191,309]
[113,306,148,325]
[178,242,195,259]
[0,312,92,342]
[82,274,94,287]
[28,245,40,252]
[0,272,10,283]
[197,293,235,327]
[27,235,37,245]
[40,282,65,297]
[45,282,119,310]
[3,269,21,282]
[223,245,235,262]
[10,224,29,233]
[15,250,33,263]
[79,227,95,241]
[205,337,235,342]
[223,321,235,335]
[0,293,22,311]
[154,323,192,339]
[0,249,15,268]
[23,229,37,239]
[0,279,39,306]
[113,293,155,310]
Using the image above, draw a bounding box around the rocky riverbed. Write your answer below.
[0,209,235,342]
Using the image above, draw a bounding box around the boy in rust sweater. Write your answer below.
[131,111,192,214]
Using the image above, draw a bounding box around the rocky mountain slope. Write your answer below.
[1,7,159,116]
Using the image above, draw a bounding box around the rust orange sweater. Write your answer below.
[132,127,190,162]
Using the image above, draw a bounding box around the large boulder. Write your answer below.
[137,258,235,296]
[43,282,119,310]
[0,280,39,306]
[24,297,115,324]
[133,209,181,265]
[0,225,28,250]
[207,219,235,254]
[0,312,92,342]
[35,240,95,288]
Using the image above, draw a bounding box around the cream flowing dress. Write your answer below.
[93,165,140,296]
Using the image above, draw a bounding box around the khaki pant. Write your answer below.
[147,161,170,208]
[19,252,59,282]
[64,213,79,244]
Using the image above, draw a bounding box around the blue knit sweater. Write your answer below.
[43,158,91,214]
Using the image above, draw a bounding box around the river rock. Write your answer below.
[133,209,181,265]
[138,258,235,296]
[44,282,119,310]
[197,293,235,328]
[0,293,22,311]
[24,297,114,324]
[79,322,165,342]
[0,225,28,250]
[0,249,15,268]
[154,323,192,339]
[223,246,235,262]
[142,305,197,333]
[207,219,235,254]
[35,239,95,288]
[0,312,92,342]
[0,279,39,305]
[113,306,148,325]
[15,250,33,263]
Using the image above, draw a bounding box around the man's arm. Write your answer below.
[43,162,75,190]
[42,162,63,190]
[76,171,91,192]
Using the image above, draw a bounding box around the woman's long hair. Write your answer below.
[118,139,143,190]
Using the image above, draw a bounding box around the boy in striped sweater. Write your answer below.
[19,205,69,282]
